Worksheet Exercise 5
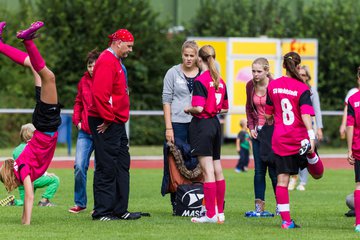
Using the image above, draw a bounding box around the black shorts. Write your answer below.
[274,153,307,175]
[354,160,360,182]
[189,116,221,160]
[32,101,62,132]
[32,87,62,132]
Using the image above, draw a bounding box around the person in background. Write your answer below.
[184,45,228,224]
[68,49,100,214]
[161,40,200,214]
[346,86,360,233]
[288,65,324,191]
[340,66,360,139]
[235,119,251,173]
[265,51,324,229]
[245,57,277,218]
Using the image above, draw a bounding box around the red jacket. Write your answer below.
[245,79,273,131]
[72,71,93,134]
[88,50,129,123]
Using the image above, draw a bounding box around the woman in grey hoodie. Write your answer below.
[161,40,200,214]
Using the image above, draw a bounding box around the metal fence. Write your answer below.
[0,109,343,115]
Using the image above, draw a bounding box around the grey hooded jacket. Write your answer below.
[162,64,193,123]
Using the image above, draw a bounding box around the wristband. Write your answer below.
[166,128,173,130]
[307,129,315,140]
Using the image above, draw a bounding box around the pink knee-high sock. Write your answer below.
[0,42,28,65]
[355,190,360,225]
[23,39,45,72]
[276,186,291,222]
[307,152,324,177]
[216,180,225,214]
[204,182,217,218]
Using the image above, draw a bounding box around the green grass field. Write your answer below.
[0,144,349,157]
[0,168,357,239]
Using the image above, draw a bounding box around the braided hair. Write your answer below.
[283,52,303,82]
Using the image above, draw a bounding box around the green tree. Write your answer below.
[0,0,184,146]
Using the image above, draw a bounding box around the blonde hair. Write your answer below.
[20,123,35,142]
[300,65,311,80]
[252,57,271,87]
[0,159,19,192]
[198,45,220,90]
[240,119,247,128]
[182,40,198,53]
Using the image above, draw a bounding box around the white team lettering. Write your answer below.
[355,101,360,108]
[209,82,224,88]
[281,98,295,125]
[215,93,222,105]
[273,88,298,97]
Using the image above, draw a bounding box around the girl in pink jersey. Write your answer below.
[346,90,360,233]
[265,51,324,229]
[0,21,61,225]
[184,45,228,224]
[340,67,360,139]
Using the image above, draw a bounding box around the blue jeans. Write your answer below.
[74,130,94,208]
[236,148,249,170]
[252,138,277,201]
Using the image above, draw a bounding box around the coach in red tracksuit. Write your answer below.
[88,29,140,221]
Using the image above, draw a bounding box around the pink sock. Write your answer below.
[0,42,28,65]
[276,186,291,222]
[355,190,360,225]
[23,39,45,72]
[216,180,226,213]
[307,153,324,177]
[204,182,217,218]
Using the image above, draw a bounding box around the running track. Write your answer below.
[41,154,352,170]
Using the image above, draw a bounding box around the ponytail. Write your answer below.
[199,45,220,90]
[208,56,220,90]
[283,52,303,82]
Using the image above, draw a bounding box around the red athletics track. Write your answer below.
[47,155,351,170]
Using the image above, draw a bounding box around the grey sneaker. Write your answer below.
[38,200,55,207]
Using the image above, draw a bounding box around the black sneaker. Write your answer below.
[118,212,141,220]
[93,215,119,221]
[133,212,151,217]
[345,209,355,217]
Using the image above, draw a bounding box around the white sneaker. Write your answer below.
[296,184,306,191]
[217,213,225,224]
[288,178,296,191]
[191,215,217,223]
